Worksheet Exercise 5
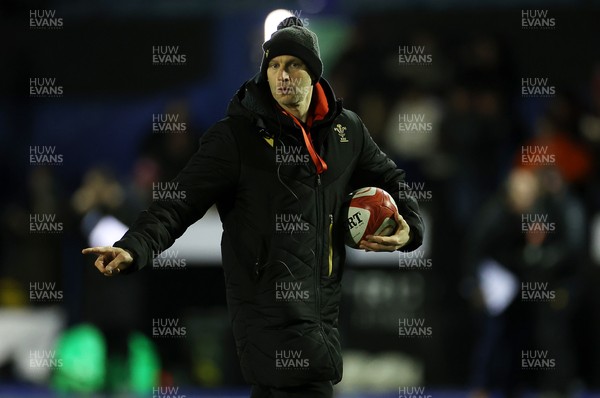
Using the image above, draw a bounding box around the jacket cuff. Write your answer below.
[113,238,145,274]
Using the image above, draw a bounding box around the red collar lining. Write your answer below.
[307,82,329,128]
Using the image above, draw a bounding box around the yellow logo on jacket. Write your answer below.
[263,136,274,147]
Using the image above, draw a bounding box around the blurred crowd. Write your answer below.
[1,9,600,397]
[330,25,600,395]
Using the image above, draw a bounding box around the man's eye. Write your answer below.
[270,64,278,69]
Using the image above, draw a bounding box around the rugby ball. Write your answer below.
[344,187,398,249]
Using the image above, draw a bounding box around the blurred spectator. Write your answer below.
[465,167,585,396]
[517,112,593,186]
[1,167,63,290]
[73,167,153,393]
[70,98,201,393]
[579,64,600,216]
[0,167,66,384]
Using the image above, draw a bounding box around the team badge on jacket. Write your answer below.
[334,124,349,143]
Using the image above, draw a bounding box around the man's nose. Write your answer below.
[279,68,290,81]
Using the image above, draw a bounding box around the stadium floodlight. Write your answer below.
[264,9,294,42]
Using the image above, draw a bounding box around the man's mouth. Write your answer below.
[277,86,294,94]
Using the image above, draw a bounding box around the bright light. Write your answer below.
[264,9,293,43]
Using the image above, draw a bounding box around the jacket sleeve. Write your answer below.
[113,123,239,271]
[349,117,424,252]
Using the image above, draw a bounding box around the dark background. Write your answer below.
[1,0,600,395]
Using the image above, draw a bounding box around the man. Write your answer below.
[83,17,423,398]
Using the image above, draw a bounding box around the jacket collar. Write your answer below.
[227,73,342,129]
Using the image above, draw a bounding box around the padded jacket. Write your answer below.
[114,74,424,387]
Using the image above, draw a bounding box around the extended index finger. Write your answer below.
[82,246,116,255]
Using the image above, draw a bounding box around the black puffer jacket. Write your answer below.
[114,74,424,387]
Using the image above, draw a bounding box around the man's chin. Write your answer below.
[277,98,300,108]
[275,95,300,105]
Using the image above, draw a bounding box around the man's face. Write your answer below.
[266,55,313,109]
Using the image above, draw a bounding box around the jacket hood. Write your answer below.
[226,73,342,128]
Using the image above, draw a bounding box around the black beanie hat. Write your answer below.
[261,17,323,85]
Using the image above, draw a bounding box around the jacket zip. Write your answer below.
[315,173,323,323]
[315,173,336,374]
[328,214,334,277]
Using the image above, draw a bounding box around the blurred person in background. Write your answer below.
[580,65,600,205]
[0,167,66,385]
[578,65,600,385]
[71,100,200,392]
[465,166,585,397]
[72,167,154,392]
[82,17,424,398]
[519,112,592,189]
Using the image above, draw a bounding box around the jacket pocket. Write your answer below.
[240,325,337,387]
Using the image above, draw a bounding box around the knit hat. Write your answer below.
[261,17,323,85]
